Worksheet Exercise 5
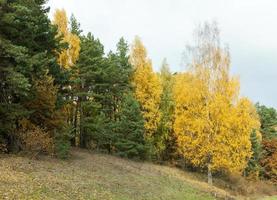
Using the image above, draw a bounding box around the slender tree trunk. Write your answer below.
[71,102,78,146]
[79,82,85,148]
[79,101,85,148]
[208,163,213,185]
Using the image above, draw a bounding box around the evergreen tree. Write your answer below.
[156,59,176,160]
[75,35,134,152]
[0,1,31,150]
[75,32,106,148]
[70,14,82,36]
[245,130,262,179]
[0,0,63,151]
[114,93,146,159]
[105,38,133,119]
[255,103,277,139]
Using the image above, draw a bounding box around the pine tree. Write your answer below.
[255,103,277,139]
[74,35,135,152]
[156,59,175,160]
[245,130,262,179]
[114,93,146,159]
[70,14,82,36]
[74,32,106,148]
[0,0,63,151]
[103,38,133,120]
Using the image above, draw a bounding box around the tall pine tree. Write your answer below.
[114,93,146,159]
[156,59,176,160]
[0,0,64,152]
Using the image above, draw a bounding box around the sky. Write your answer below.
[46,0,277,108]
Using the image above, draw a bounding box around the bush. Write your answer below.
[0,136,8,153]
[224,172,276,196]
[18,120,54,155]
[55,139,71,159]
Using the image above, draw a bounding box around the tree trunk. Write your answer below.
[79,83,85,148]
[71,102,78,146]
[208,163,213,185]
[79,102,85,148]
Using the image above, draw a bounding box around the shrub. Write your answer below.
[224,172,276,196]
[55,139,71,159]
[0,137,8,153]
[18,119,54,155]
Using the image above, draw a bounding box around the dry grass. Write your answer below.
[0,148,276,200]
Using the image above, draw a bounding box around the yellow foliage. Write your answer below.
[53,9,80,69]
[53,9,67,36]
[18,119,54,154]
[173,22,260,174]
[173,73,260,173]
[130,36,162,140]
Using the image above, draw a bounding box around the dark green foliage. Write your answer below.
[245,130,262,178]
[55,138,71,159]
[54,121,74,158]
[156,59,176,160]
[0,0,146,159]
[114,93,146,159]
[70,14,82,36]
[0,0,30,150]
[255,103,277,139]
[74,32,106,148]
[104,38,133,119]
[0,0,66,152]
[74,35,135,153]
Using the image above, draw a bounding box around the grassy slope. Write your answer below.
[0,149,275,200]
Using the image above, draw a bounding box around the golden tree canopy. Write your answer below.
[130,36,162,141]
[173,22,260,173]
[53,9,80,69]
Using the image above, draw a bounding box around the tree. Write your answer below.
[130,36,162,157]
[255,103,277,139]
[173,22,260,184]
[70,14,82,36]
[255,103,277,182]
[114,93,146,159]
[0,0,63,152]
[156,59,175,160]
[74,32,106,148]
[75,35,134,152]
[104,37,133,120]
[260,139,277,183]
[26,74,58,131]
[245,130,262,179]
[52,12,83,147]
[53,9,80,69]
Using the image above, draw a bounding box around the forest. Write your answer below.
[0,0,276,193]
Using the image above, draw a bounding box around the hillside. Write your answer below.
[0,149,275,200]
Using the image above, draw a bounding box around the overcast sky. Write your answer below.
[47,0,277,108]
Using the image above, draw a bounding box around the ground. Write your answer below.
[0,148,276,200]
